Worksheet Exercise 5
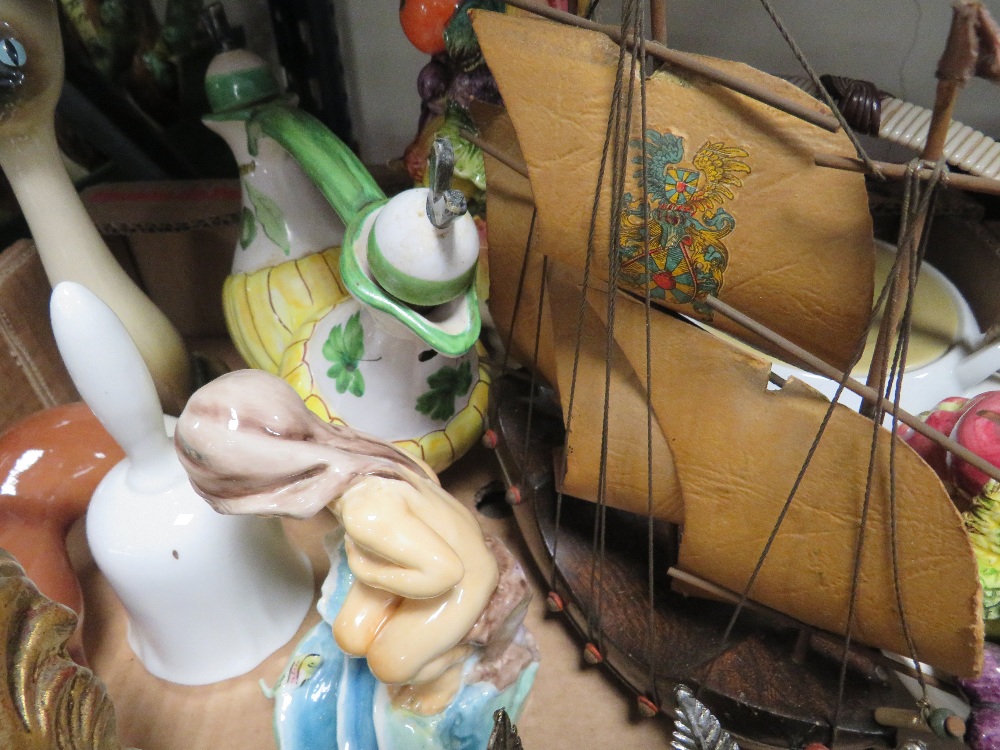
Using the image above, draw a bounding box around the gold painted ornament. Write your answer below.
[0,548,124,750]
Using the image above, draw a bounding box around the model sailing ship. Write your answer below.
[462,0,1000,745]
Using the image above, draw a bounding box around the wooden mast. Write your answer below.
[862,1,1000,417]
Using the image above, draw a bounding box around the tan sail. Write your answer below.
[544,270,982,678]
[473,10,875,374]
[477,103,684,522]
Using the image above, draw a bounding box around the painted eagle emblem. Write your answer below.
[618,129,750,316]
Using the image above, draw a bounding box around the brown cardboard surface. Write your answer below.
[0,240,79,428]
[78,445,675,749]
[81,181,240,339]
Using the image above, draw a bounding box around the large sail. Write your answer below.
[545,270,982,678]
[473,10,875,373]
[475,102,685,522]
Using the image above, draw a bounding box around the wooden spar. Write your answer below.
[666,567,953,692]
[861,4,979,417]
[460,130,529,178]
[469,126,1000,481]
[498,0,840,133]
[466,127,1000,197]
[815,153,1000,197]
[703,295,1000,484]
[650,0,667,44]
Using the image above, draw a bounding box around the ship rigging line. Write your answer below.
[590,0,645,655]
[500,0,840,133]
[755,0,883,178]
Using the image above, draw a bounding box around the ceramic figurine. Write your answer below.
[201,18,487,472]
[0,0,192,414]
[175,369,538,749]
[0,547,124,749]
[279,136,489,472]
[49,281,314,686]
[402,0,502,222]
[0,403,123,664]
[201,11,351,374]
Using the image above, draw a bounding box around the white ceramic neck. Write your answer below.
[204,118,346,274]
[0,121,191,414]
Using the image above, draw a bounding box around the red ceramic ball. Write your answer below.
[400,0,461,55]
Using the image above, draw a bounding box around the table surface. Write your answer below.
[79,443,674,749]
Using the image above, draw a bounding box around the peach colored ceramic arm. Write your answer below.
[339,489,464,598]
[332,580,401,656]
[332,475,499,685]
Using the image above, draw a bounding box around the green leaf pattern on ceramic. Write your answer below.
[243,178,291,256]
[323,312,366,397]
[416,360,473,421]
[239,206,256,249]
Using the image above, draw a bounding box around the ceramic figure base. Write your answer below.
[270,532,537,750]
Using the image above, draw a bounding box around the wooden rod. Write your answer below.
[667,567,952,691]
[460,129,530,178]
[703,295,1000,484]
[862,14,970,417]
[468,130,1000,198]
[815,153,1000,197]
[650,0,667,44]
[924,79,962,164]
[499,0,840,132]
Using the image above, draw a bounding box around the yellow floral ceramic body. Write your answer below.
[223,247,349,373]
[280,303,489,473]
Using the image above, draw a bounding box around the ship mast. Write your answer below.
[862,0,1000,419]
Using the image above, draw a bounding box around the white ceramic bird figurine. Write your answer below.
[0,0,192,413]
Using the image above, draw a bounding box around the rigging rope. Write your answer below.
[756,0,884,178]
[589,0,645,649]
[542,0,643,608]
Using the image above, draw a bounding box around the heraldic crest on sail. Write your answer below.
[618,130,751,316]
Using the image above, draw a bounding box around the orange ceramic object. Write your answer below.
[399,0,460,54]
[0,402,123,662]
